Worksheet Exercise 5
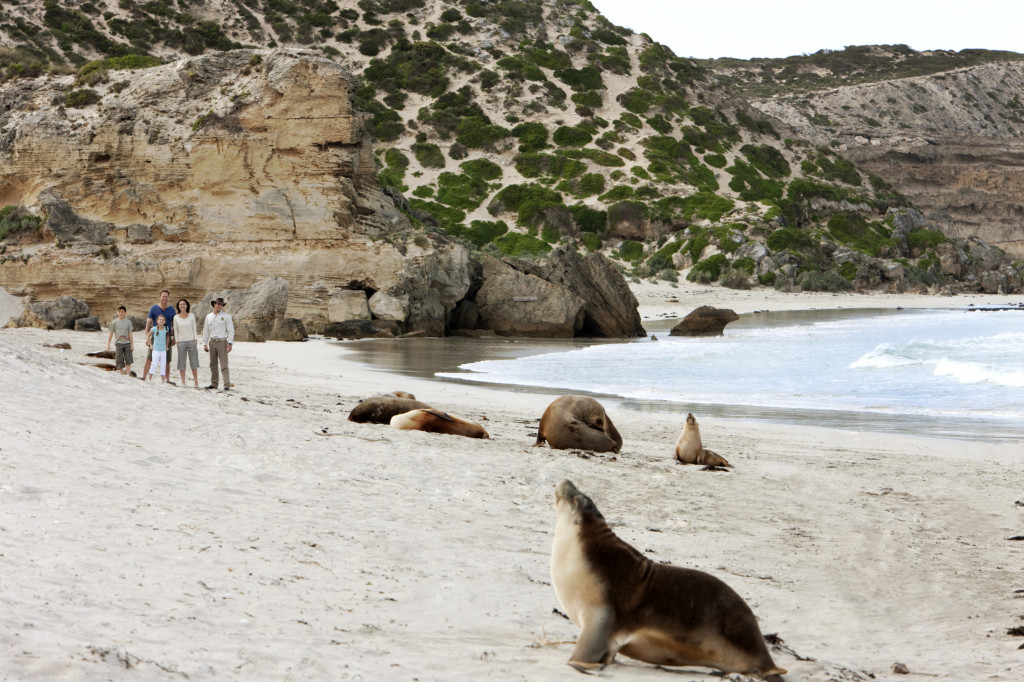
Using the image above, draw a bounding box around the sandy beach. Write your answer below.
[2,283,1023,681]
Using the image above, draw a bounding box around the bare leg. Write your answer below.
[179,369,186,386]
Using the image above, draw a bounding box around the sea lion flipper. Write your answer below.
[568,608,615,673]
[422,408,455,422]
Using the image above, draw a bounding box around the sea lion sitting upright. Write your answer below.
[675,413,731,467]
[347,395,432,424]
[390,408,489,439]
[550,480,786,680]
[535,396,622,453]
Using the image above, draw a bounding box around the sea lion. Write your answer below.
[43,342,72,350]
[551,480,786,679]
[88,362,118,371]
[674,413,731,467]
[86,350,116,359]
[347,395,432,424]
[390,390,416,400]
[535,396,622,453]
[389,408,489,439]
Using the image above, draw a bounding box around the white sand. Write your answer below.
[2,287,1023,681]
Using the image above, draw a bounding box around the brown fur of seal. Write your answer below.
[534,396,622,453]
[674,413,731,467]
[43,342,72,350]
[551,480,785,679]
[389,408,489,439]
[348,396,432,424]
[390,390,416,400]
[88,362,118,371]
[86,350,116,359]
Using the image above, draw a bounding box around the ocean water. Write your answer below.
[435,308,1024,442]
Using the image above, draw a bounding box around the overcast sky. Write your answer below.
[588,1,1024,60]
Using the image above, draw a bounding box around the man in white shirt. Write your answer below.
[202,297,235,391]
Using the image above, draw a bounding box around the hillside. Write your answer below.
[2,0,1023,310]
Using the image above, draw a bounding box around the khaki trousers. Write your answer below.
[208,337,230,389]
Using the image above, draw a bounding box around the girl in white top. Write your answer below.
[173,298,201,389]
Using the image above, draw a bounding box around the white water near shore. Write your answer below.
[2,285,1024,680]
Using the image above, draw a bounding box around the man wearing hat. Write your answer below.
[202,297,235,391]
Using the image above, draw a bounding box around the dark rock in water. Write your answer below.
[267,317,307,342]
[74,315,101,332]
[670,306,739,337]
[323,320,395,339]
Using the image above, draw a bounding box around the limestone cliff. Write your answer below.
[750,61,1024,257]
[0,49,470,331]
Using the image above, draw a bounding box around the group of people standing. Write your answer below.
[105,289,236,391]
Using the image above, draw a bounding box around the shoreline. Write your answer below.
[2,287,1024,680]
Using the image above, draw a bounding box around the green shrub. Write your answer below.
[558,148,625,167]
[758,271,777,286]
[687,254,729,282]
[680,192,734,222]
[683,230,710,263]
[456,116,510,149]
[574,173,605,198]
[838,261,858,280]
[460,158,503,181]
[512,122,549,152]
[732,256,756,275]
[64,88,102,107]
[494,232,552,257]
[436,171,491,210]
[492,183,564,225]
[599,185,635,202]
[571,90,603,108]
[77,54,161,82]
[363,39,456,96]
[554,65,604,91]
[727,160,784,201]
[619,87,654,114]
[815,153,862,185]
[413,142,446,168]
[541,224,560,243]
[568,204,607,234]
[827,212,895,257]
[766,227,815,251]
[581,232,602,251]
[552,125,594,147]
[705,153,727,168]
[741,144,791,178]
[0,205,42,240]
[461,219,508,248]
[617,112,643,129]
[515,153,585,180]
[907,228,948,250]
[616,240,644,261]
[798,271,854,292]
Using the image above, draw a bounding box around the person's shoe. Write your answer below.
[205,385,217,390]
[222,387,231,392]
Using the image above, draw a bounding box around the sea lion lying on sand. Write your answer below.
[535,396,622,453]
[551,480,785,679]
[348,395,432,424]
[86,350,116,359]
[43,342,72,350]
[390,408,489,439]
[675,413,731,467]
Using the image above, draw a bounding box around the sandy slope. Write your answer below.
[2,298,1022,680]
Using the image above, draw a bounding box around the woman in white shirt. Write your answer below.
[173,298,200,389]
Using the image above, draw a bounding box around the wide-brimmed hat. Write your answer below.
[212,297,227,307]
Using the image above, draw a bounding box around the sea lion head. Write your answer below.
[554,479,604,525]
[685,412,697,427]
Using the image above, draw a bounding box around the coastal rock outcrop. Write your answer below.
[670,306,740,337]
[474,256,585,337]
[10,296,90,330]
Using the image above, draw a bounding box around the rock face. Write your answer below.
[670,306,739,337]
[475,256,585,337]
[0,50,468,335]
[516,246,646,337]
[11,296,90,330]
[195,276,290,343]
[753,61,1024,258]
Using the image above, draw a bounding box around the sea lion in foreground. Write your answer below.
[535,396,622,453]
[551,480,786,679]
[389,408,489,439]
[347,395,432,424]
[675,413,731,467]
